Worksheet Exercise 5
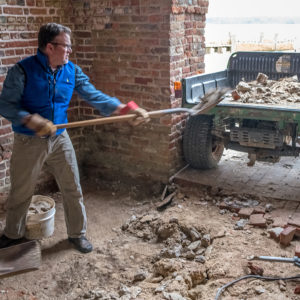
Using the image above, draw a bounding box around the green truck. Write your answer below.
[182,51,300,169]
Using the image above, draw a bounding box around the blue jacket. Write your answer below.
[0,50,121,135]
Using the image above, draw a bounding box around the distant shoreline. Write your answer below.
[207,17,300,24]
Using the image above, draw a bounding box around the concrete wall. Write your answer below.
[0,0,208,202]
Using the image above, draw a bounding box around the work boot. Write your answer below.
[68,236,93,253]
[0,235,25,249]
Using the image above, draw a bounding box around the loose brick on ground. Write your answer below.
[268,227,284,242]
[249,214,267,227]
[280,226,296,246]
[253,206,265,214]
[295,228,300,238]
[288,212,300,227]
[295,244,300,258]
[272,216,289,228]
[238,207,254,218]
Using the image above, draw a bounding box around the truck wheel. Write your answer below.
[183,115,224,169]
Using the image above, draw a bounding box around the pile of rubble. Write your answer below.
[230,73,300,105]
[218,195,300,248]
[121,212,216,298]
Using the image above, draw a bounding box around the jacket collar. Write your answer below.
[36,49,63,73]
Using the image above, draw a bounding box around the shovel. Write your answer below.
[0,240,41,277]
[56,88,229,130]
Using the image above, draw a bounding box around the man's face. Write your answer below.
[47,32,72,68]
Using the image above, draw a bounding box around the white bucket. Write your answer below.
[25,195,56,240]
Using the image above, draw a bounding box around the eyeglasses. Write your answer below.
[50,42,72,50]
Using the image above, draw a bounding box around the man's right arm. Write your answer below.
[0,64,30,126]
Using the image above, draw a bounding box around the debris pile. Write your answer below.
[122,213,212,263]
[121,213,213,298]
[229,73,300,105]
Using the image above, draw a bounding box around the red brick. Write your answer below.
[295,244,300,258]
[272,216,289,228]
[249,214,267,227]
[238,207,254,218]
[3,7,23,15]
[295,285,300,294]
[295,228,300,238]
[288,212,300,227]
[268,227,284,242]
[280,226,296,246]
[253,206,265,214]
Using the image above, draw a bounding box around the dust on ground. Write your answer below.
[0,182,299,300]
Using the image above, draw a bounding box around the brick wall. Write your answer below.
[64,0,209,184]
[0,0,63,203]
[0,0,209,201]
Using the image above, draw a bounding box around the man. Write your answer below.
[0,23,149,253]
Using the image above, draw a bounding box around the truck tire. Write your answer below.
[183,115,224,169]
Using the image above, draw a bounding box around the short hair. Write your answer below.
[38,23,71,50]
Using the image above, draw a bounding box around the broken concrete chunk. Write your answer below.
[256,72,268,85]
[201,234,211,247]
[194,255,206,263]
[189,228,201,241]
[237,81,252,93]
[265,203,274,212]
[234,218,248,230]
[163,292,187,300]
[133,270,148,282]
[187,240,202,252]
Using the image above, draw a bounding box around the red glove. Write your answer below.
[120,101,150,126]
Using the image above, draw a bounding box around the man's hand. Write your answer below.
[23,114,57,137]
[120,101,150,126]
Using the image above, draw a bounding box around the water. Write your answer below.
[204,23,300,73]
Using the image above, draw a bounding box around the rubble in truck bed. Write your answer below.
[228,73,300,106]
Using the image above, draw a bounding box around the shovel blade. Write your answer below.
[0,240,41,277]
[192,87,230,115]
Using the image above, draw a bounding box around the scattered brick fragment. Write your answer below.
[250,214,267,227]
[231,90,241,100]
[295,285,300,294]
[295,244,300,258]
[272,216,288,228]
[247,262,264,276]
[268,227,284,242]
[288,212,300,228]
[280,226,296,246]
[295,228,300,238]
[253,206,265,214]
[238,207,254,218]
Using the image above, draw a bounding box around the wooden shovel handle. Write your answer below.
[55,108,193,130]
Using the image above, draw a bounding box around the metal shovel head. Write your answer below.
[191,87,230,115]
[0,240,41,277]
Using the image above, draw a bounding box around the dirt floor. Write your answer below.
[0,181,300,300]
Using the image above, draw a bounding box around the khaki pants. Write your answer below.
[4,130,87,239]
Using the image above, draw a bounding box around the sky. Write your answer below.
[207,0,300,18]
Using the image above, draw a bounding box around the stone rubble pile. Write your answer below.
[121,213,213,299]
[229,73,300,105]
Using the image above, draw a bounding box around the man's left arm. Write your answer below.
[74,65,149,123]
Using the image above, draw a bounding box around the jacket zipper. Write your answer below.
[52,74,56,122]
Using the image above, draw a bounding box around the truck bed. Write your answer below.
[182,51,300,109]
